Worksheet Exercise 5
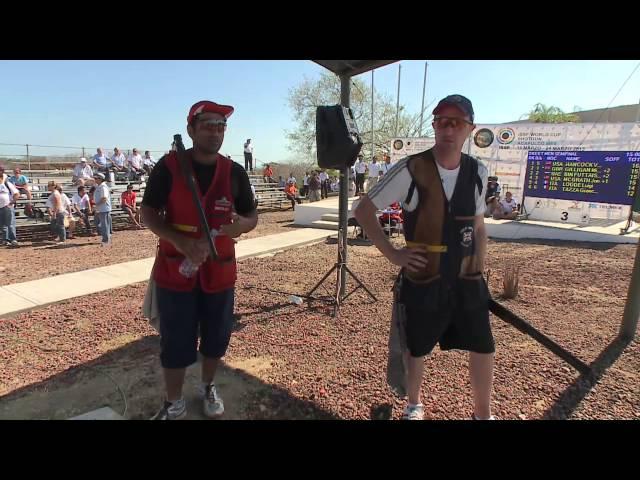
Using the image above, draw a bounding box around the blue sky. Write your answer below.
[1,60,638,167]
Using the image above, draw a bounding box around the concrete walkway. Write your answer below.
[0,228,335,318]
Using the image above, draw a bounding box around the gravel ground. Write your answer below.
[0,209,294,286]
[0,235,638,420]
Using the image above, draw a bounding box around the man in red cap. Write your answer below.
[354,95,495,420]
[141,100,258,420]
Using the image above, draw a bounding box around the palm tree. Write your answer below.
[527,103,580,123]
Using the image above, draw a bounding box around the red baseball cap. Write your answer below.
[187,100,234,124]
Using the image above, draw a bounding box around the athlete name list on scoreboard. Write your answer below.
[523,151,640,205]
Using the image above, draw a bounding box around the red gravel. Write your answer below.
[0,236,638,420]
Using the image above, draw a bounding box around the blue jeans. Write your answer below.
[96,211,112,243]
[1,205,16,243]
[50,212,66,242]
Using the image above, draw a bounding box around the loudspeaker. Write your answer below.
[316,105,363,169]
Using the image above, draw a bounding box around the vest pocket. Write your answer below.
[400,276,443,312]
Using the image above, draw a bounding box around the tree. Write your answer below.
[526,103,580,123]
[286,72,435,161]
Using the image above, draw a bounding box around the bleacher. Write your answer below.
[8,169,305,242]
[12,169,146,242]
[250,175,291,210]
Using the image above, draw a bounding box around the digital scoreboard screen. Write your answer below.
[523,151,640,205]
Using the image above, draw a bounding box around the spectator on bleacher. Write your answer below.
[0,168,20,247]
[143,151,156,175]
[250,184,258,209]
[319,169,329,199]
[9,167,32,203]
[72,185,93,233]
[93,172,112,246]
[367,157,382,192]
[244,139,254,172]
[127,148,145,179]
[47,181,66,243]
[72,158,94,186]
[93,148,110,174]
[284,180,302,210]
[287,172,296,186]
[494,191,518,220]
[262,164,274,184]
[278,176,285,189]
[121,183,142,228]
[307,172,322,203]
[301,171,310,197]
[110,147,127,178]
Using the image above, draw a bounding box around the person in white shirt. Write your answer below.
[302,172,310,197]
[495,191,518,220]
[354,155,368,195]
[93,172,112,246]
[319,170,329,199]
[72,185,93,233]
[0,169,20,247]
[143,150,156,174]
[127,148,144,179]
[367,158,382,192]
[287,173,296,186]
[72,158,94,186]
[110,147,127,178]
[243,139,254,172]
[379,155,392,176]
[55,184,77,238]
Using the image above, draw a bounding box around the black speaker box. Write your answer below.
[316,105,363,169]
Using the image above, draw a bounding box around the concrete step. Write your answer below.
[311,220,338,230]
[321,213,340,222]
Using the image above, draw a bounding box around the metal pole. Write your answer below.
[620,240,640,340]
[82,147,86,158]
[371,69,374,162]
[26,144,30,171]
[419,61,428,137]
[394,64,401,136]
[339,74,351,297]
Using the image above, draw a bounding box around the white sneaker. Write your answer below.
[9,240,19,247]
[150,399,187,420]
[402,403,425,420]
[203,383,224,418]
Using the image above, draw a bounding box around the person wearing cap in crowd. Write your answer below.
[354,94,494,421]
[72,158,94,186]
[354,155,368,196]
[127,148,144,179]
[284,178,302,209]
[243,138,253,172]
[0,165,20,247]
[93,172,112,246]
[141,100,258,420]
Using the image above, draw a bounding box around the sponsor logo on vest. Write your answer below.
[214,196,232,211]
[460,226,474,248]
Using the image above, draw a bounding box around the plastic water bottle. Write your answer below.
[288,295,304,305]
[179,228,219,278]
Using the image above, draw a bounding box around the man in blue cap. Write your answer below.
[354,95,495,420]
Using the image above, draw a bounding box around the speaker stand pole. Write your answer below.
[306,74,377,317]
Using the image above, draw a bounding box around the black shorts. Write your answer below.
[156,286,235,369]
[399,276,495,357]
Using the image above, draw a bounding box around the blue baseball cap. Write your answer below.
[433,94,474,122]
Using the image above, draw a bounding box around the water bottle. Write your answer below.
[179,228,219,278]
